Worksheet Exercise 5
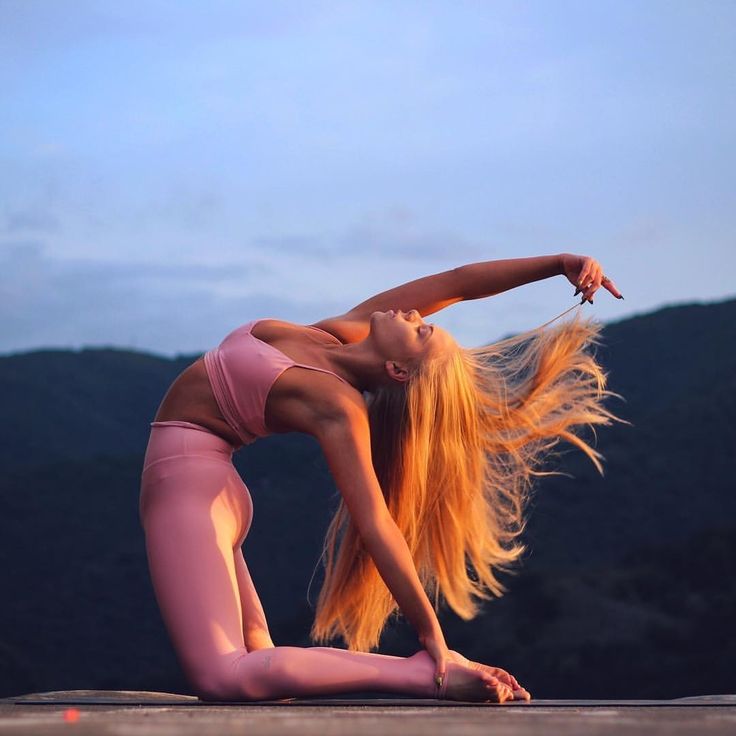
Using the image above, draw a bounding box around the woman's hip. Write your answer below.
[142,420,236,471]
[139,421,253,543]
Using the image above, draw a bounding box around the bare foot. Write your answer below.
[411,651,514,703]
[449,650,531,701]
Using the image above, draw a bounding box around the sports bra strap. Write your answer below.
[246,319,349,386]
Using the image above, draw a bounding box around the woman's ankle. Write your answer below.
[405,651,444,698]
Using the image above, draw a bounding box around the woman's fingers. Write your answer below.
[569,256,625,304]
[602,275,624,299]
[434,652,448,691]
[578,266,624,304]
[576,259,601,303]
[576,260,593,292]
[571,257,625,304]
[422,635,450,692]
[436,660,447,690]
[584,265,602,303]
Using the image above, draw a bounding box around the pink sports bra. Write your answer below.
[203,319,349,447]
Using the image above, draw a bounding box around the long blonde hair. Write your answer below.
[309,304,629,652]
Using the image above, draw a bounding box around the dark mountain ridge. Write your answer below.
[1,296,734,699]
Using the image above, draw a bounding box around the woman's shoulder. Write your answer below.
[251,317,345,346]
[307,314,369,345]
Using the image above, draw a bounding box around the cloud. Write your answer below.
[0,232,500,359]
[3,208,60,234]
[0,239,343,358]
[253,206,486,260]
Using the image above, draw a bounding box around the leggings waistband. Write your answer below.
[143,421,236,474]
[150,420,215,432]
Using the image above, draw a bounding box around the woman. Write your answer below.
[139,252,625,703]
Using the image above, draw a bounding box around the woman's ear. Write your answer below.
[385,360,411,383]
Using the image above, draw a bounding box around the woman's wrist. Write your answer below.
[557,253,573,276]
[418,624,445,645]
[543,253,565,277]
[555,253,566,275]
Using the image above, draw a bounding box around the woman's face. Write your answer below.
[369,309,452,366]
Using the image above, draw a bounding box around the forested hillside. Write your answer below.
[1,297,734,699]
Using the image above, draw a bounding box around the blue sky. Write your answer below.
[1,0,734,357]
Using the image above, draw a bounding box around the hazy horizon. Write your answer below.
[2,292,733,361]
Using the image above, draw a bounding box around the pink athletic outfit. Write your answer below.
[201,319,350,446]
[138,319,451,701]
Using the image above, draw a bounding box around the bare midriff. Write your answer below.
[152,356,243,447]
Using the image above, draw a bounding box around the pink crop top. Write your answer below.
[203,319,349,447]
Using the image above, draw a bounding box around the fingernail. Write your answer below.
[617,294,625,300]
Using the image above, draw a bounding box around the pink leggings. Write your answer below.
[139,420,447,701]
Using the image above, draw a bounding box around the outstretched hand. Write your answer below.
[560,253,624,304]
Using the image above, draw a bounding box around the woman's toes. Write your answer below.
[480,674,509,703]
[490,676,514,702]
[470,661,529,700]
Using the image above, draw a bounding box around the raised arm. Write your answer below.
[314,396,449,677]
[311,254,564,343]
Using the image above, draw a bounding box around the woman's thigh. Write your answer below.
[140,448,254,693]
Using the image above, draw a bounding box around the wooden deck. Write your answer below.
[2,690,735,735]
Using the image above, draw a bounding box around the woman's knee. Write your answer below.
[190,652,272,702]
[192,669,247,702]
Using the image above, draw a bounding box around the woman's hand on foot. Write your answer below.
[418,630,450,693]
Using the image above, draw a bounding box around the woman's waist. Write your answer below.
[202,349,264,445]
[153,355,249,447]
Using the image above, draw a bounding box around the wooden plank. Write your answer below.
[2,698,736,736]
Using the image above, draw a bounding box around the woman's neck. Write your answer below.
[326,339,392,393]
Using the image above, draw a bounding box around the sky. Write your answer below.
[1,0,734,357]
